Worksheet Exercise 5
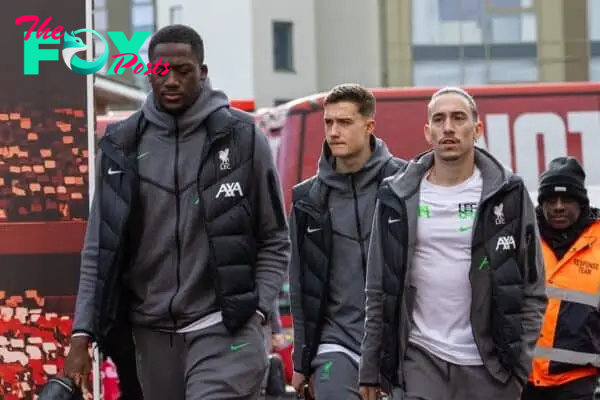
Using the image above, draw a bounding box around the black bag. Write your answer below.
[265,354,286,396]
[38,377,83,400]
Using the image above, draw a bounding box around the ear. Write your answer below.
[424,123,433,145]
[366,118,375,134]
[474,119,484,142]
[200,64,208,80]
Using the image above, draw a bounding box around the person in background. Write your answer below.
[64,24,290,400]
[359,87,547,400]
[270,299,286,350]
[521,156,600,400]
[288,83,406,399]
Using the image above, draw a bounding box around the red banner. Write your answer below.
[0,1,90,398]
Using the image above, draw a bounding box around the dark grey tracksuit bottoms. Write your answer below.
[132,318,267,400]
[311,352,361,399]
[391,343,522,400]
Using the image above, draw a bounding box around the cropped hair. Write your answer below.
[148,24,204,63]
[324,83,376,118]
[428,86,478,120]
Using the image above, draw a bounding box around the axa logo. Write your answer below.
[496,235,516,251]
[15,15,171,76]
[215,182,243,198]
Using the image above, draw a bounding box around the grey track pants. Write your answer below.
[311,352,361,399]
[391,343,522,400]
[133,317,268,400]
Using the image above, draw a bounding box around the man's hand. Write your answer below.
[64,336,92,398]
[292,371,315,399]
[360,386,382,400]
[291,371,307,396]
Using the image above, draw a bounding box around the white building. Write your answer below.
[155,0,382,107]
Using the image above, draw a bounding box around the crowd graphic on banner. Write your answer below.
[0,291,70,398]
[0,106,88,222]
[0,291,120,399]
[0,105,94,398]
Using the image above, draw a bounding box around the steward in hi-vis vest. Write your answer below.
[522,156,600,400]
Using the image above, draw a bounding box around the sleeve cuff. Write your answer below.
[71,329,94,339]
[71,332,93,342]
[255,310,266,325]
[359,382,380,387]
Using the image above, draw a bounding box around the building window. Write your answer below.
[94,37,105,58]
[132,4,155,27]
[93,9,108,32]
[93,0,107,72]
[93,0,107,38]
[131,1,155,68]
[412,0,536,45]
[588,0,600,41]
[487,59,538,82]
[412,59,538,86]
[590,58,600,81]
[93,38,108,73]
[170,5,183,24]
[272,21,294,71]
[133,24,155,34]
[129,0,154,90]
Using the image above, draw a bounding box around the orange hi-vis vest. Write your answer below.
[530,221,600,387]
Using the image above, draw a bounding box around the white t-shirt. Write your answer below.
[408,168,484,365]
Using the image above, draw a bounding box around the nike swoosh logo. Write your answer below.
[458,226,472,232]
[307,227,321,233]
[388,218,401,224]
[230,343,249,352]
[137,152,150,160]
[107,167,124,175]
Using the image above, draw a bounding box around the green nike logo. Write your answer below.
[458,226,472,232]
[320,360,334,381]
[230,343,250,352]
[478,256,489,270]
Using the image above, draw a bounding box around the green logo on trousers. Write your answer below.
[320,360,334,381]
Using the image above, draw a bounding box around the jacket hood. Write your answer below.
[388,147,512,200]
[316,135,394,192]
[142,77,230,137]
